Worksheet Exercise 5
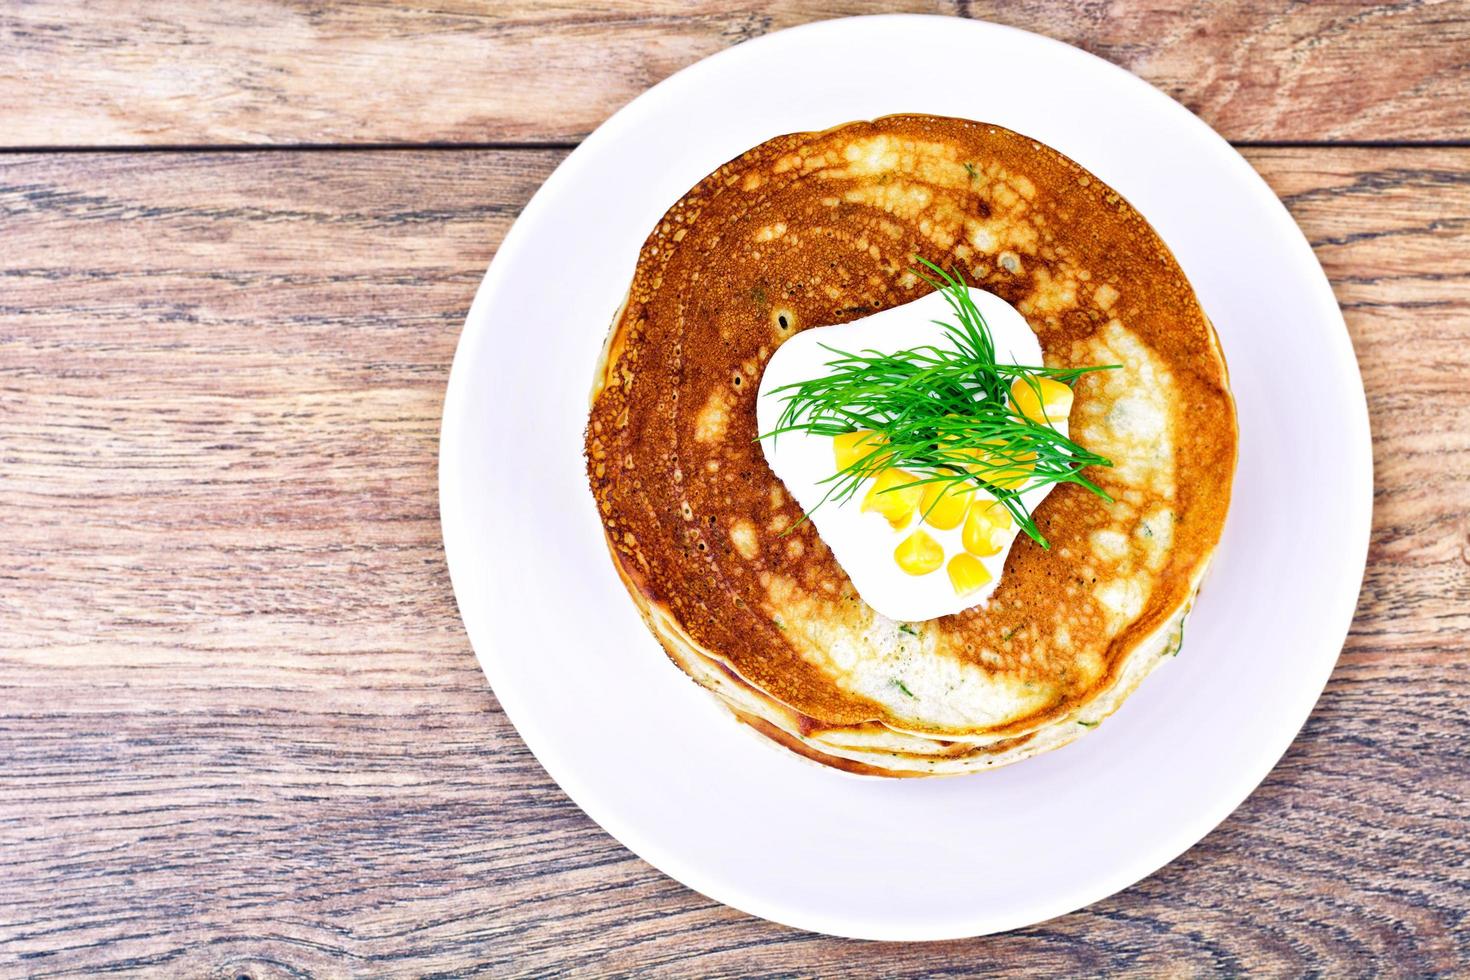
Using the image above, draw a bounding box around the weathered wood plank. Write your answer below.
[0,147,1467,974]
[2,1,1467,147]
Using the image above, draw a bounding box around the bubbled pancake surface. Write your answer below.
[585,115,1235,763]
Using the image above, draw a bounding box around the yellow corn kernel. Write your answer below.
[832,429,888,473]
[1010,375,1075,426]
[947,553,994,595]
[935,413,969,446]
[962,438,1035,490]
[894,529,945,576]
[861,468,923,529]
[919,480,974,531]
[962,497,1014,557]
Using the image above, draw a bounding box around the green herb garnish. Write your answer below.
[892,679,916,698]
[897,624,919,636]
[759,258,1118,547]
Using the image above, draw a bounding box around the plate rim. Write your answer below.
[439,13,1373,940]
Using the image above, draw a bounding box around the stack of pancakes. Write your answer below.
[585,115,1236,776]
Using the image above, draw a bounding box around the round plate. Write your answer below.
[439,15,1371,940]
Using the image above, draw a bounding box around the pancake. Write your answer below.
[585,115,1236,776]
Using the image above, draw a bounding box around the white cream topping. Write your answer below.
[757,288,1064,622]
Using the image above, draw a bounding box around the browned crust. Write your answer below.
[731,710,931,778]
[586,114,1236,745]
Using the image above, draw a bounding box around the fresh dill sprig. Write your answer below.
[758,258,1119,548]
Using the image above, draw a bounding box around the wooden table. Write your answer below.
[3,3,1467,975]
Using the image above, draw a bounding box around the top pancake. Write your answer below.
[586,115,1236,739]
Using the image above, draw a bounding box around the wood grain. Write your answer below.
[3,1,1468,147]
[1,147,1466,975]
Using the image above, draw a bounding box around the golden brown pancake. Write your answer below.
[585,115,1235,776]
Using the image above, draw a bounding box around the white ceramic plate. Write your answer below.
[439,15,1371,940]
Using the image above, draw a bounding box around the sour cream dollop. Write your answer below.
[756,287,1067,623]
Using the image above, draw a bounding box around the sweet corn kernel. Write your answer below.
[962,438,1036,490]
[919,480,974,531]
[962,497,1014,557]
[947,553,994,595]
[894,529,944,576]
[861,468,923,529]
[832,429,888,473]
[935,413,970,446]
[1010,375,1074,426]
